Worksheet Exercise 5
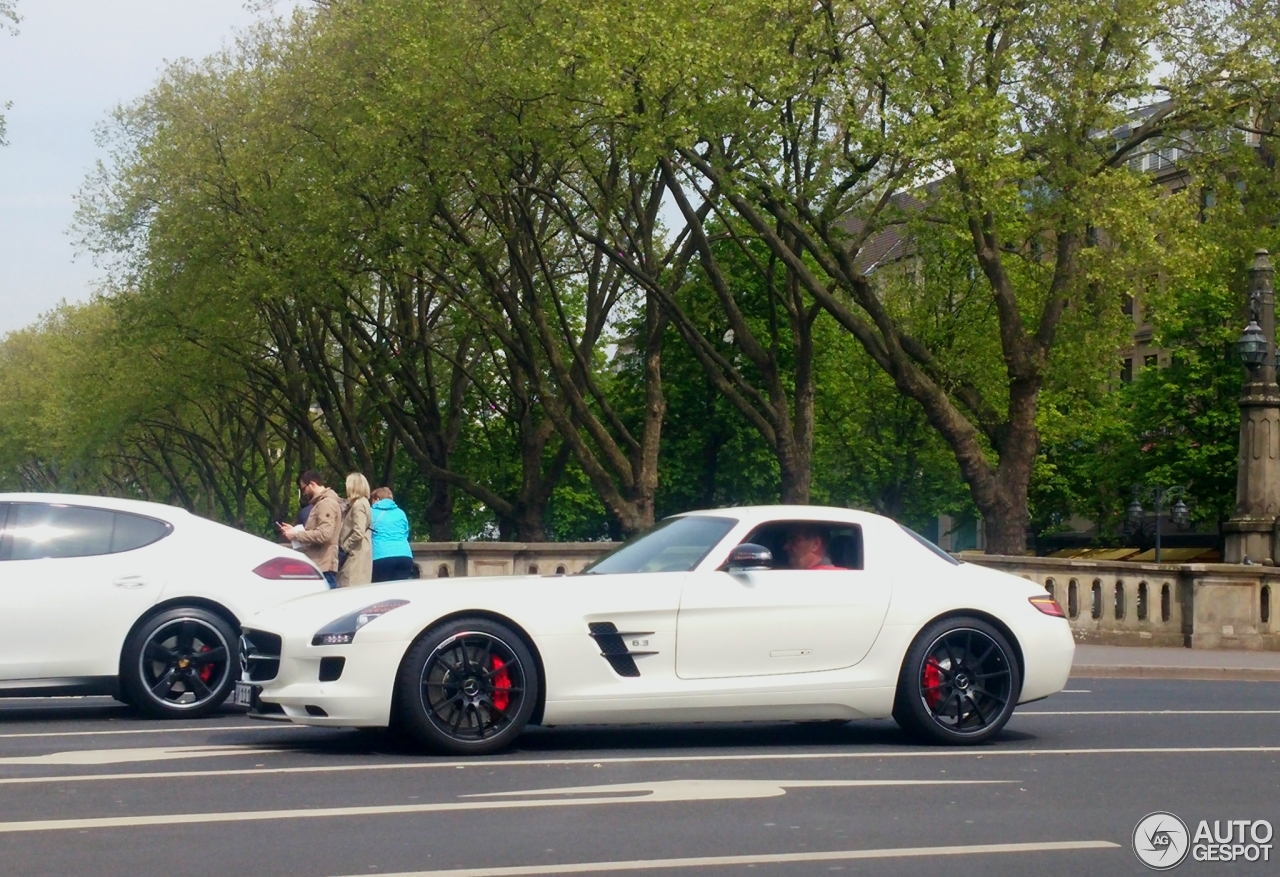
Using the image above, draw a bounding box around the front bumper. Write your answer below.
[245,633,407,728]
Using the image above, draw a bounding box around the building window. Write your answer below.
[1122,295,1135,317]
[1144,354,1158,369]
[1120,358,1133,384]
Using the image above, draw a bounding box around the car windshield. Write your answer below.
[583,516,737,574]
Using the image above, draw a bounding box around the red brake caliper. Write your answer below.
[491,655,511,712]
[198,644,214,683]
[922,657,944,708]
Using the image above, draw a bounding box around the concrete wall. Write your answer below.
[409,541,619,579]
[970,555,1279,651]
[405,542,1279,650]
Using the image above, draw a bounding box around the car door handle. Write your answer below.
[112,576,147,589]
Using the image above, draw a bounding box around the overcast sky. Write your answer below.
[0,1,301,337]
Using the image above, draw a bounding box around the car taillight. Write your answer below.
[1029,594,1066,617]
[254,557,324,580]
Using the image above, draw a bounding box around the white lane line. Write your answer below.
[3,745,1279,786]
[333,840,1121,877]
[0,778,1012,834]
[1060,689,1091,693]
[3,706,1266,740]
[0,724,284,740]
[0,706,1266,741]
[1014,710,1280,716]
[459,778,1010,801]
[0,745,277,767]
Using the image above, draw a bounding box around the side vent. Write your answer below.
[588,621,657,678]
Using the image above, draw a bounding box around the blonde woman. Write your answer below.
[336,473,373,587]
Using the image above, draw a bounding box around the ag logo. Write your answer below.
[1134,811,1190,870]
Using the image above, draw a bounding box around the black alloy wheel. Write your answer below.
[122,607,237,719]
[893,616,1021,745]
[394,618,538,755]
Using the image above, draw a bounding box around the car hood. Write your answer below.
[245,575,546,632]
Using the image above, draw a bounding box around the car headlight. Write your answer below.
[312,600,410,645]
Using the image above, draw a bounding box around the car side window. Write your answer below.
[2,503,171,561]
[110,511,172,553]
[740,521,864,571]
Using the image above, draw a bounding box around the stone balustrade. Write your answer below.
[967,555,1278,651]
[405,541,1278,651]
[409,541,618,579]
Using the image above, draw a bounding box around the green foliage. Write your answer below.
[3,0,1278,552]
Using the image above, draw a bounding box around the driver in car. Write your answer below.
[783,525,846,570]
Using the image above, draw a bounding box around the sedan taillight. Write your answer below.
[254,557,324,580]
[1029,594,1066,617]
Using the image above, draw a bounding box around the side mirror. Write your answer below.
[725,543,773,571]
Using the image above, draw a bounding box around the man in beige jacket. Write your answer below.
[279,470,342,589]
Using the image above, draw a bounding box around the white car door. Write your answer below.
[0,502,168,681]
[675,523,891,680]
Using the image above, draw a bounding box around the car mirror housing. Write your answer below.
[724,543,773,571]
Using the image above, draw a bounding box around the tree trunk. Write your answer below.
[423,478,453,541]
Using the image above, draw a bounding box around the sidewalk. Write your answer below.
[1072,644,1280,681]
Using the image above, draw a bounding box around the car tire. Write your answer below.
[892,616,1021,745]
[121,607,238,720]
[394,618,539,755]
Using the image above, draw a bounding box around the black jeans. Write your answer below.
[372,556,417,582]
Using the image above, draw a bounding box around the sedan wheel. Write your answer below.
[122,607,237,719]
[395,619,538,755]
[893,617,1021,745]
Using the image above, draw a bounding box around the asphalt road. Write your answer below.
[0,679,1277,877]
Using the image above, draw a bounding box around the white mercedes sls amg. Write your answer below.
[238,506,1074,753]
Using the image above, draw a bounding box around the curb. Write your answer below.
[1071,665,1280,682]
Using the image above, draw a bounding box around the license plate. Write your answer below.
[233,681,258,708]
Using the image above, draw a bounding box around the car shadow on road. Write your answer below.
[275,720,1040,759]
[0,696,247,725]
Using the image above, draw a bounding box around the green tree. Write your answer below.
[562,0,1268,552]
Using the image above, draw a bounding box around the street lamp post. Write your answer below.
[1127,486,1190,564]
[1225,249,1279,564]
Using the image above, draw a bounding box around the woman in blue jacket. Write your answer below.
[369,487,417,582]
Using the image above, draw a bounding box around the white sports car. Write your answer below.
[240,506,1074,752]
[0,493,330,717]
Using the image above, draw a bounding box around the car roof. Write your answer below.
[678,505,883,526]
[0,493,192,522]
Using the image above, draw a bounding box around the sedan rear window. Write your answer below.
[900,524,961,565]
[583,516,737,574]
[2,503,172,560]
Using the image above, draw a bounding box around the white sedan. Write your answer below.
[0,493,329,717]
[240,506,1073,752]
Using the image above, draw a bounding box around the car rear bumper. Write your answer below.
[1018,619,1076,703]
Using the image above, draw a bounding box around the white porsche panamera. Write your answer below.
[0,493,330,717]
[239,506,1075,753]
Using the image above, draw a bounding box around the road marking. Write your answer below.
[2,745,1279,786]
[0,724,284,740]
[0,778,1011,834]
[1060,689,1091,693]
[2,706,1267,741]
[460,778,1008,801]
[327,840,1121,877]
[0,745,277,767]
[1014,710,1280,716]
